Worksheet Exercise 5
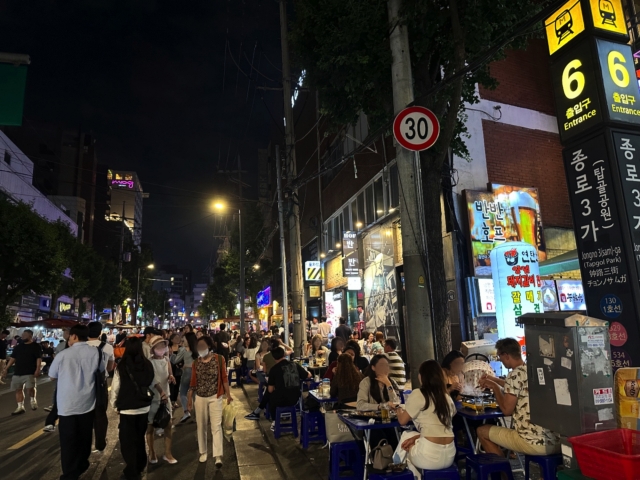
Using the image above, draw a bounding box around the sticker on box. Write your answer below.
[537,367,546,386]
[597,408,614,421]
[587,334,605,348]
[593,387,614,405]
[561,357,572,370]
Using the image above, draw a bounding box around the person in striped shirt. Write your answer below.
[383,339,406,388]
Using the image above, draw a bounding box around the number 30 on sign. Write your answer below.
[393,106,440,152]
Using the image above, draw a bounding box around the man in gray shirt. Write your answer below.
[49,325,105,480]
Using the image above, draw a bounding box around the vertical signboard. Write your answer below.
[342,231,359,276]
[544,0,586,56]
[563,134,640,368]
[490,242,543,340]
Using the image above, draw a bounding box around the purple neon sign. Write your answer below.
[111,179,134,189]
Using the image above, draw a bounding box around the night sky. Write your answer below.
[0,0,283,278]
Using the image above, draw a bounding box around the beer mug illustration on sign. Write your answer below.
[509,190,539,248]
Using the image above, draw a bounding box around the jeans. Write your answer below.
[118,413,148,480]
[180,367,191,413]
[58,410,95,480]
[45,388,58,426]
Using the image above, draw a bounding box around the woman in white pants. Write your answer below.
[393,360,456,479]
[187,336,233,468]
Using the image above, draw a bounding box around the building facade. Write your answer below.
[106,170,146,246]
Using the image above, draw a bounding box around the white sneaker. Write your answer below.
[11,406,25,415]
[30,400,38,410]
[155,428,164,436]
[179,412,191,423]
[199,453,207,463]
[43,425,55,432]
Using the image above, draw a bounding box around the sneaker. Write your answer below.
[244,412,260,420]
[179,412,191,423]
[215,456,223,468]
[11,406,25,415]
[43,425,55,433]
[30,400,38,410]
[199,453,207,463]
[155,428,164,436]
[270,421,275,432]
[43,405,53,412]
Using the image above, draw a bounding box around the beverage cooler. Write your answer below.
[519,313,615,468]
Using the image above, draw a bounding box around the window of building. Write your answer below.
[374,177,384,221]
[342,206,351,231]
[365,185,374,225]
[357,192,365,227]
[389,164,399,209]
[351,199,359,228]
[3,151,11,165]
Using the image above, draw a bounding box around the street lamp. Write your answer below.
[135,263,154,326]
[214,201,245,334]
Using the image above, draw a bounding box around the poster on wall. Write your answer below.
[466,185,547,276]
[363,225,400,338]
[324,292,340,335]
[490,242,544,340]
[477,278,496,314]
[541,280,560,312]
[556,280,587,311]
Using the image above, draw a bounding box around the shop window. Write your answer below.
[365,185,374,225]
[374,177,384,221]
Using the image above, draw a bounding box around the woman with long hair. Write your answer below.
[395,360,456,477]
[250,338,271,384]
[169,334,183,409]
[363,331,375,356]
[328,337,345,364]
[171,332,198,423]
[356,354,400,411]
[187,336,233,468]
[441,350,465,399]
[305,334,329,359]
[330,353,363,407]
[346,339,370,372]
[110,337,156,480]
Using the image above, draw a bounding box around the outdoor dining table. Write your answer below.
[338,412,408,480]
[309,389,339,404]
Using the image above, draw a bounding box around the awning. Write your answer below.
[539,250,580,275]
[10,318,79,329]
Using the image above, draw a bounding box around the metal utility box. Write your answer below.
[520,313,615,438]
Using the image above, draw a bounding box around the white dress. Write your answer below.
[148,357,171,423]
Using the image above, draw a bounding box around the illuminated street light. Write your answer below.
[320,253,326,259]
[335,242,341,248]
[253,264,260,270]
[356,222,363,228]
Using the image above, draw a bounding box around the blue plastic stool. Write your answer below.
[369,471,414,480]
[524,454,563,480]
[422,464,461,479]
[273,405,298,439]
[329,441,364,480]
[228,368,241,387]
[465,454,514,480]
[300,410,326,448]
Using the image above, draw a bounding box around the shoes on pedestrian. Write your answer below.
[179,412,191,423]
[199,453,207,463]
[148,456,158,464]
[155,428,164,436]
[30,400,38,410]
[215,456,223,468]
[244,412,260,420]
[43,424,55,433]
[162,455,178,464]
[11,406,25,415]
[43,405,53,412]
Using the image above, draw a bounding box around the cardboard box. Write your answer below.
[460,339,497,358]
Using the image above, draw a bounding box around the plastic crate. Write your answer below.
[569,429,640,480]
[557,469,594,479]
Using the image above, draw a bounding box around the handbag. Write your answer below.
[371,439,394,471]
[324,411,354,443]
[114,339,126,359]
[94,342,107,408]
[153,403,171,429]
[231,356,242,368]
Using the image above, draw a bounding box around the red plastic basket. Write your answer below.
[569,429,640,480]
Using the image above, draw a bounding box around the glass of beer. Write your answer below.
[380,403,391,423]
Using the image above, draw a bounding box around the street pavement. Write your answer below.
[0,375,242,480]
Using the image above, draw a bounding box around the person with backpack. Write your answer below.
[110,337,156,480]
[87,322,114,451]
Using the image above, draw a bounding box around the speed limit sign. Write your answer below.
[393,106,440,151]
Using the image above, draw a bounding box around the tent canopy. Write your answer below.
[10,318,79,329]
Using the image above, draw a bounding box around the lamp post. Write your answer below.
[135,264,154,326]
[214,201,244,334]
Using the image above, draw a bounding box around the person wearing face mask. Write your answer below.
[146,336,177,465]
[187,336,233,468]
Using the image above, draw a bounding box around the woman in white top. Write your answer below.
[394,360,456,478]
[305,334,330,359]
[243,336,260,370]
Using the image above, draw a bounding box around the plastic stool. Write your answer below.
[524,454,563,480]
[422,464,461,479]
[369,471,414,480]
[300,410,326,448]
[465,454,514,480]
[329,441,364,480]
[228,368,241,387]
[273,405,298,439]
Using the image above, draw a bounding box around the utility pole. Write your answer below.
[279,0,305,355]
[275,145,290,343]
[387,0,436,385]
[118,202,126,323]
[238,154,245,335]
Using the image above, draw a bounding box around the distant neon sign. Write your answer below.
[257,287,271,308]
[112,179,134,189]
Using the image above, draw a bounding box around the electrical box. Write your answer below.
[520,312,615,438]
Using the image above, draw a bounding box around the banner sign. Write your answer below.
[342,231,359,277]
[256,287,271,308]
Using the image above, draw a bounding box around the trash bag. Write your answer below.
[222,401,238,441]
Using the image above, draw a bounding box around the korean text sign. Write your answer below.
[342,231,359,277]
[490,242,544,340]
[465,186,546,277]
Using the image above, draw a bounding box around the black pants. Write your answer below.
[45,389,58,426]
[118,413,148,480]
[59,410,95,480]
[93,387,109,451]
[170,373,181,402]
[259,389,270,410]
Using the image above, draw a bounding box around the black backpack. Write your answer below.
[94,341,107,408]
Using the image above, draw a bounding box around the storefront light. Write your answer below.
[320,253,326,259]
[335,242,341,248]
[356,222,363,228]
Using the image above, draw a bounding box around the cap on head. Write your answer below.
[143,326,156,336]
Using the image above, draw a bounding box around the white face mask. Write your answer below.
[198,349,209,358]
[154,347,168,357]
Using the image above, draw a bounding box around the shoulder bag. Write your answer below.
[94,342,107,408]
[124,365,154,403]
[324,411,354,443]
[152,402,171,428]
